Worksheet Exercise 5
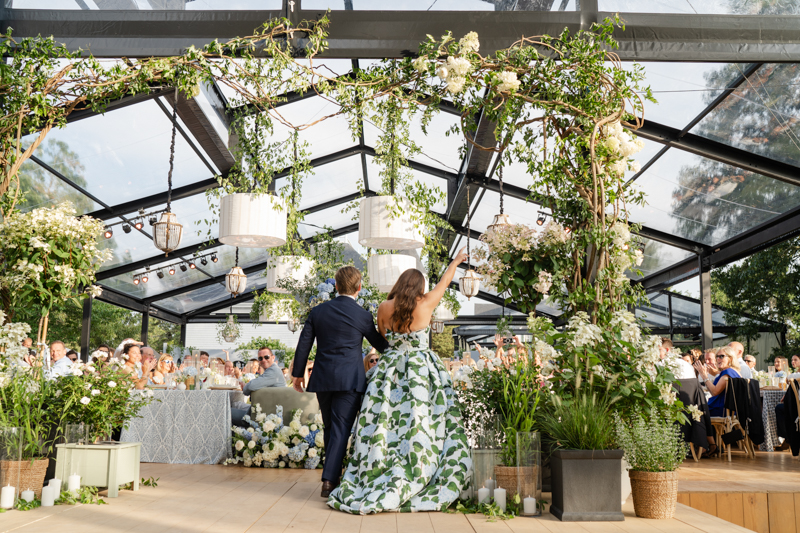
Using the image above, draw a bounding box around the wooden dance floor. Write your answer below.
[1,462,760,533]
[678,450,800,533]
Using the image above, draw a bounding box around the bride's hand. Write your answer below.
[452,246,468,266]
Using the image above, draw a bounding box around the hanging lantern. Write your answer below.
[486,213,512,236]
[226,266,247,297]
[153,212,183,254]
[459,269,482,300]
[219,193,287,248]
[287,318,301,333]
[358,196,424,250]
[153,88,183,255]
[267,256,314,293]
[430,319,445,334]
[221,314,240,343]
[367,254,417,293]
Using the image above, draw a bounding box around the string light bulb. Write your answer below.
[142,273,149,283]
[188,262,196,269]
[104,227,113,239]
[134,219,144,231]
[536,212,547,226]
[133,276,140,285]
[169,267,176,276]
[211,254,218,263]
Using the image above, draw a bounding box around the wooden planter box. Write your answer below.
[54,442,141,498]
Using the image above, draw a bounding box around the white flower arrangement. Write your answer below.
[225,404,325,470]
[0,311,31,365]
[686,404,703,423]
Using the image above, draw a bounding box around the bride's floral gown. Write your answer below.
[328,327,472,514]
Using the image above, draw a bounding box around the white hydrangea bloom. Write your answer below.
[436,66,448,80]
[533,271,552,294]
[496,71,521,92]
[459,31,480,53]
[446,56,472,76]
[412,56,428,73]
[446,76,466,94]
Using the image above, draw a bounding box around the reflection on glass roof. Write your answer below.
[631,237,695,280]
[298,204,355,239]
[304,0,577,10]
[29,101,212,206]
[627,148,800,246]
[599,0,800,14]
[18,158,100,215]
[692,63,800,168]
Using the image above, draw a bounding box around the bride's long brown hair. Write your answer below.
[387,269,426,332]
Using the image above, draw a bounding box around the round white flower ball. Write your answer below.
[279,461,286,468]
[91,389,101,396]
[290,420,301,431]
[310,424,317,431]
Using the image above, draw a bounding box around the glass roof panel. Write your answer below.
[304,0,577,9]
[636,293,671,329]
[12,0,281,9]
[17,158,101,214]
[630,237,695,280]
[364,111,463,173]
[618,62,745,130]
[96,224,154,272]
[157,270,269,315]
[274,155,363,211]
[627,148,800,246]
[29,100,213,206]
[599,0,800,14]
[298,205,355,239]
[364,156,447,213]
[691,63,800,168]
[266,96,357,160]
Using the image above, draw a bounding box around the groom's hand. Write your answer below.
[292,376,305,393]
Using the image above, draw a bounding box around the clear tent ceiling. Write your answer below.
[13,34,800,322]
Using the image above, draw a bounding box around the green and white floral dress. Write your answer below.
[328,327,472,514]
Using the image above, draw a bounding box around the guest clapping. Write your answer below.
[695,346,741,417]
[120,343,155,390]
[151,354,175,385]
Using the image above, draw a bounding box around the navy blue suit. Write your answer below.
[292,295,388,483]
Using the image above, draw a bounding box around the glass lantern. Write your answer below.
[469,415,501,504]
[65,423,90,446]
[516,431,542,517]
[0,427,22,508]
[153,212,183,254]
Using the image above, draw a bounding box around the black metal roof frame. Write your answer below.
[6,4,800,329]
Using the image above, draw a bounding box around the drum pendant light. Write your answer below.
[459,185,482,299]
[225,247,247,297]
[486,165,512,237]
[367,254,417,293]
[153,87,183,255]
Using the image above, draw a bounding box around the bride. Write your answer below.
[328,248,472,514]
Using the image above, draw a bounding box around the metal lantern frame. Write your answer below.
[486,165,512,237]
[220,310,240,343]
[225,247,247,297]
[152,87,183,255]
[459,185,482,299]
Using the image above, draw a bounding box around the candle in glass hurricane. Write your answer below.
[494,487,507,511]
[477,486,490,504]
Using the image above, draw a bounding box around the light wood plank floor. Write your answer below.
[678,450,800,493]
[0,463,755,533]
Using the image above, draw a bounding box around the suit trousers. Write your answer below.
[316,390,362,483]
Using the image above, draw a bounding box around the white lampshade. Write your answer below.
[486,213,512,237]
[266,256,314,293]
[358,196,424,250]
[459,269,482,299]
[430,319,445,334]
[434,304,455,321]
[367,254,417,293]
[153,212,183,254]
[219,193,287,248]
[225,266,247,297]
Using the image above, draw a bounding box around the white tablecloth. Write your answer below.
[121,390,235,464]
[760,389,785,452]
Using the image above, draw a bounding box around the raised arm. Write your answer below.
[420,247,468,312]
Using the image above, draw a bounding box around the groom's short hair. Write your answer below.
[335,266,361,295]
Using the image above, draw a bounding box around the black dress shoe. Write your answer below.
[321,480,336,498]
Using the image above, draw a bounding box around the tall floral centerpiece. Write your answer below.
[0,202,110,359]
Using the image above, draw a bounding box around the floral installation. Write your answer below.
[0,310,31,364]
[685,404,703,423]
[226,404,325,469]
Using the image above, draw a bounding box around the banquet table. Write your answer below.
[760,389,785,452]
[121,389,240,464]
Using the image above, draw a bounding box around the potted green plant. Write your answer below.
[540,393,623,522]
[0,368,68,498]
[615,412,686,519]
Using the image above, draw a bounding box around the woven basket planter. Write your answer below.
[629,470,679,519]
[1,458,49,498]
[494,465,538,498]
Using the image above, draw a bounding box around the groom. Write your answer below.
[292,265,389,498]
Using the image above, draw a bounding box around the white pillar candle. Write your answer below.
[49,478,62,492]
[493,487,506,512]
[484,478,496,497]
[0,484,15,509]
[41,486,56,507]
[523,496,536,514]
[477,486,490,504]
[21,489,34,503]
[67,474,81,493]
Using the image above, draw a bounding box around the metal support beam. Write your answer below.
[667,293,673,341]
[180,323,187,346]
[80,297,92,362]
[699,257,713,351]
[141,305,150,346]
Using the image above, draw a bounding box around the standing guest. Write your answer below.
[659,338,674,359]
[695,345,741,417]
[242,347,285,395]
[47,341,71,378]
[728,341,753,379]
[364,349,379,373]
[22,337,33,349]
[120,344,155,390]
[66,349,78,363]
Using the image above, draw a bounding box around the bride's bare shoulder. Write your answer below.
[379,299,394,310]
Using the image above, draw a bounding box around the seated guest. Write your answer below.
[151,353,175,385]
[199,351,210,368]
[22,337,33,349]
[695,345,741,417]
[114,338,142,359]
[242,347,285,396]
[364,348,379,373]
[659,337,674,359]
[120,343,155,390]
[775,357,789,378]
[698,349,719,385]
[93,344,112,366]
[46,341,72,378]
[744,355,757,371]
[224,360,241,379]
[66,349,78,363]
[141,346,156,369]
[728,341,753,379]
[789,355,800,380]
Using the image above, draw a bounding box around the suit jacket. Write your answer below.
[724,377,765,445]
[292,295,389,393]
[243,364,286,395]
